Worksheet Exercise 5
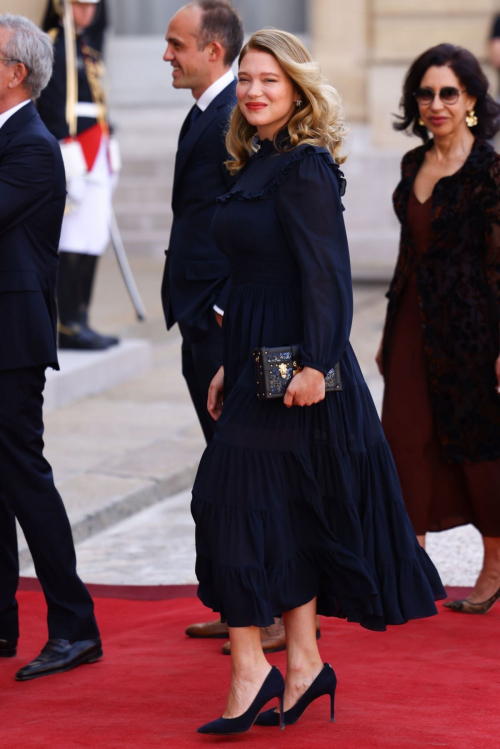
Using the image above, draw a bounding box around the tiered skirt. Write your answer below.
[192,310,446,632]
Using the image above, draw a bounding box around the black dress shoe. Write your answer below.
[15,638,103,681]
[0,639,17,658]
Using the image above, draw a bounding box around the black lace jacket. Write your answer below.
[382,138,500,464]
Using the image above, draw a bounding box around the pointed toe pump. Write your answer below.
[443,586,500,615]
[197,665,285,735]
[255,663,337,727]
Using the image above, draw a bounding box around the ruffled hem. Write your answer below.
[194,542,445,632]
[216,145,345,204]
[191,432,446,631]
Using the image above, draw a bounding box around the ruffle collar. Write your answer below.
[252,127,291,156]
[217,143,346,204]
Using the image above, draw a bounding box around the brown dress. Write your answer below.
[382,190,500,537]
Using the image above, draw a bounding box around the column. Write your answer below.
[310,0,369,121]
[3,0,46,25]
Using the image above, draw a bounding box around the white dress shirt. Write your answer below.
[0,99,30,130]
[196,68,235,112]
[195,69,235,317]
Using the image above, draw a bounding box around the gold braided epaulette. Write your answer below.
[47,27,60,44]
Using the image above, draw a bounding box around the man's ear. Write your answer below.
[8,62,29,90]
[207,41,225,63]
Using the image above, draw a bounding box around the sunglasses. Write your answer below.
[413,87,466,105]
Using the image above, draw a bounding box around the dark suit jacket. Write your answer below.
[162,80,236,336]
[0,102,65,371]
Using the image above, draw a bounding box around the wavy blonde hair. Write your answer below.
[225,28,349,175]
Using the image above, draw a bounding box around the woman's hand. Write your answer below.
[283,366,325,408]
[375,338,384,376]
[207,366,224,421]
[495,355,500,395]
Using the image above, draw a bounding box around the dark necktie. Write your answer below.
[180,104,202,141]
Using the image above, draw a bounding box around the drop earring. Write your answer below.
[295,99,302,107]
[466,109,478,128]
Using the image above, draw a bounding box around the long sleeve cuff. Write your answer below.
[300,357,333,377]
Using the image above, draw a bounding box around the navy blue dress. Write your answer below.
[191,138,446,631]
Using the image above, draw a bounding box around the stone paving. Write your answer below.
[54,491,198,586]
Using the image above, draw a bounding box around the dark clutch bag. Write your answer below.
[253,345,342,400]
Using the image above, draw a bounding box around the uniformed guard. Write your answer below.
[38,0,120,350]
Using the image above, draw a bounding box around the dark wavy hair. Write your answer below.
[394,43,500,142]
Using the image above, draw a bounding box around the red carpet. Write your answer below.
[1,584,499,749]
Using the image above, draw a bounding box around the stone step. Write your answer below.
[116,175,172,188]
[45,339,153,413]
[119,161,174,178]
[114,186,172,204]
[113,212,170,233]
[18,457,199,570]
[118,231,169,252]
[113,200,171,214]
[37,490,198,586]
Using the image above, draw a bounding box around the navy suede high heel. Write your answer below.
[255,663,337,727]
[197,665,285,735]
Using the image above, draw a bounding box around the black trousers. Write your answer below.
[179,318,224,444]
[0,367,99,641]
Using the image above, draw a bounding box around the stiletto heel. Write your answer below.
[255,663,337,727]
[279,689,285,731]
[197,666,285,735]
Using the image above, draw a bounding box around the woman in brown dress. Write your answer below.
[377,44,500,614]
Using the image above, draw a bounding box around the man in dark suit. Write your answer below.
[162,0,243,444]
[0,13,101,681]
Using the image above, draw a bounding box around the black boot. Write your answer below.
[76,254,119,348]
[57,252,119,351]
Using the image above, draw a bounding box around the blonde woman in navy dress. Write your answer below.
[193,29,445,736]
